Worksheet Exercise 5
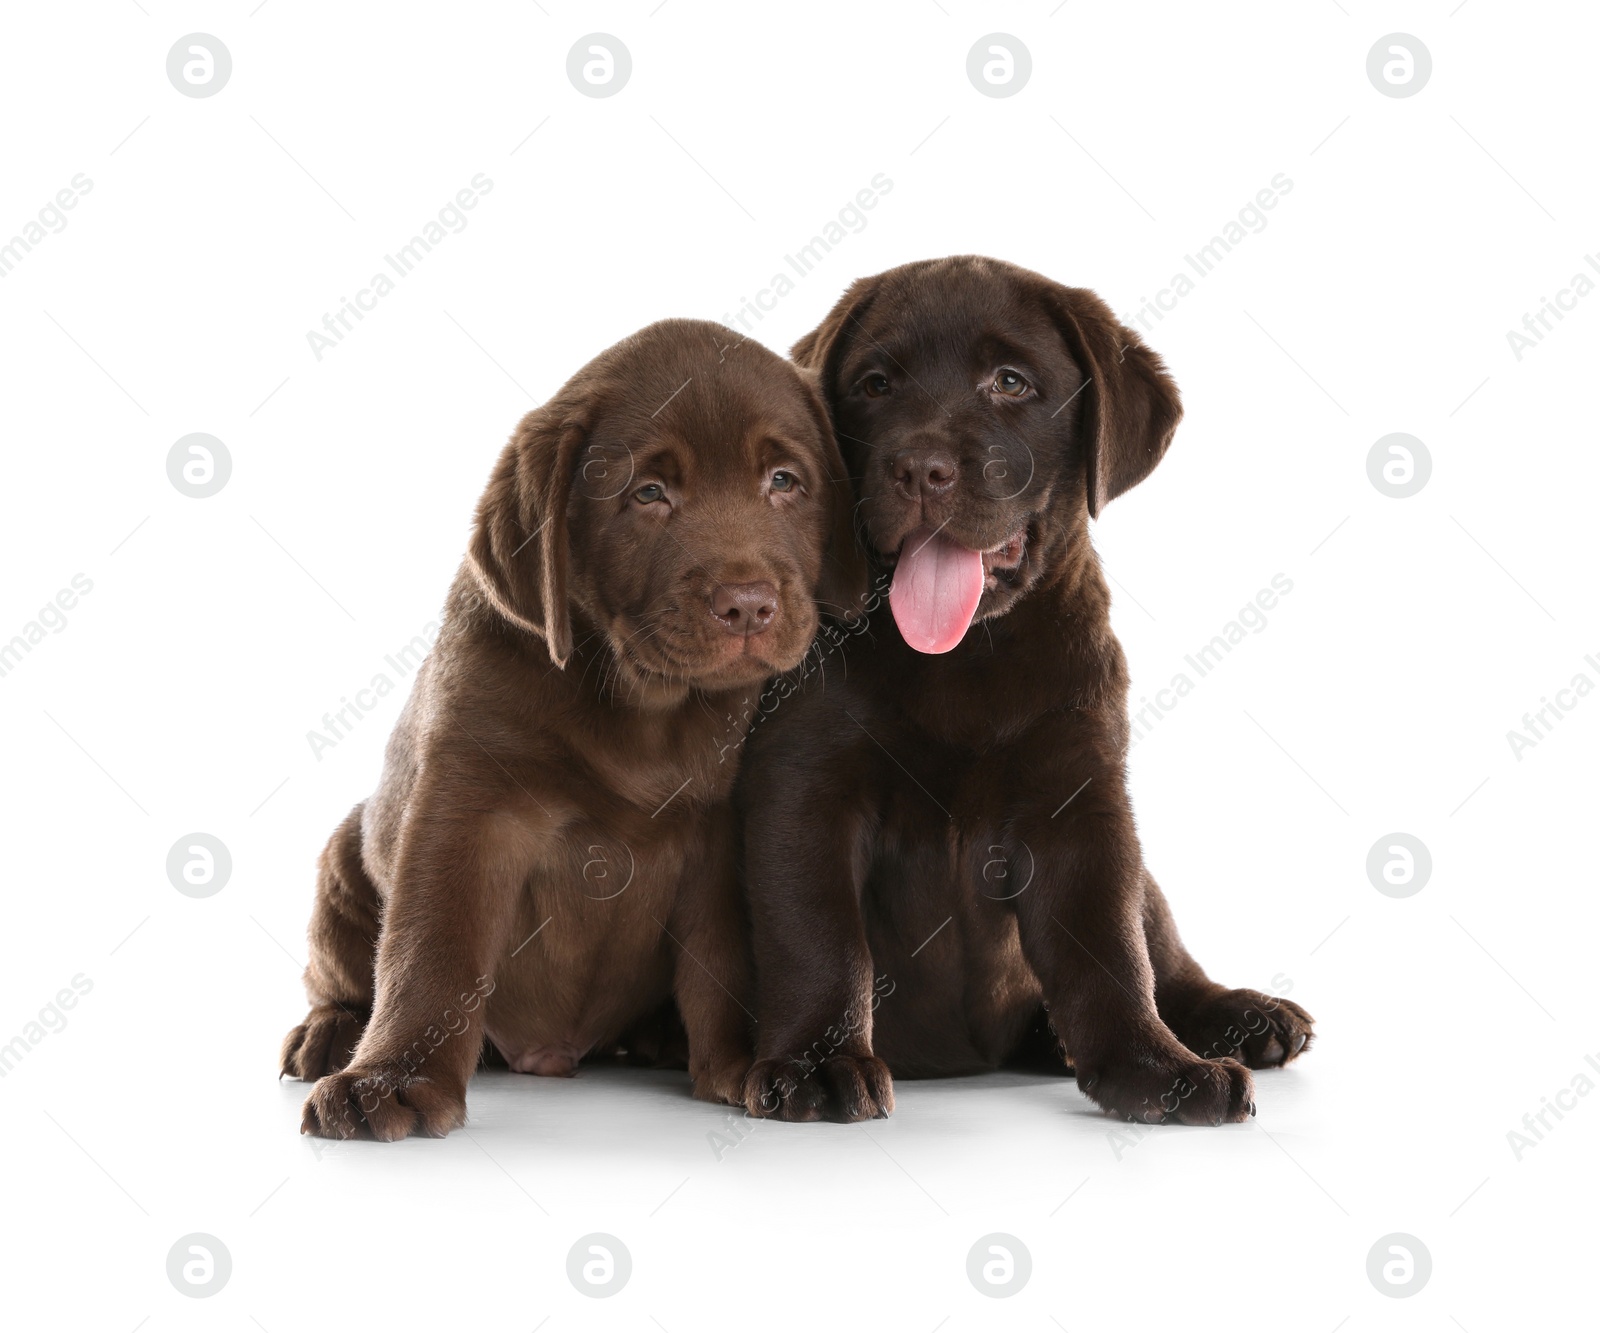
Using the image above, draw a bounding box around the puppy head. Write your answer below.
[793,255,1180,653]
[470,319,865,695]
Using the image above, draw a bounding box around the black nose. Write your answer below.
[891,448,958,498]
[710,581,779,636]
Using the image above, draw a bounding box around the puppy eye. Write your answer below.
[862,373,891,398]
[992,370,1030,398]
[632,483,666,504]
[770,470,796,493]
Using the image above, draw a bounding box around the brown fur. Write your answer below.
[281,319,865,1140]
[738,257,1315,1126]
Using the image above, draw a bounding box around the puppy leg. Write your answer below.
[668,806,755,1107]
[741,789,892,1124]
[1143,872,1315,1070]
[281,805,376,1080]
[300,809,531,1141]
[1013,782,1255,1126]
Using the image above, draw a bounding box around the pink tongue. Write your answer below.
[890,526,985,654]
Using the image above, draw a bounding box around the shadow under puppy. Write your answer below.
[281,319,864,1140]
[738,257,1314,1128]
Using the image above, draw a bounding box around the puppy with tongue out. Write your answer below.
[738,257,1315,1130]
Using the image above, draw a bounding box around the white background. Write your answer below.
[2,2,1595,1328]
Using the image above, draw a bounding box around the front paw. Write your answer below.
[301,1064,467,1141]
[692,1057,751,1107]
[743,1054,894,1123]
[280,1002,367,1080]
[1077,1040,1254,1126]
[1168,988,1316,1070]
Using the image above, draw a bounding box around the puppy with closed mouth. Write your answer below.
[280,319,863,1140]
[739,256,1314,1127]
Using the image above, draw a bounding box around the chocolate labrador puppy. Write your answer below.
[739,257,1314,1126]
[281,319,863,1139]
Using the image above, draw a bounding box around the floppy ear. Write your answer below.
[790,278,882,624]
[791,274,882,398]
[467,399,589,667]
[793,365,870,624]
[1046,285,1183,518]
